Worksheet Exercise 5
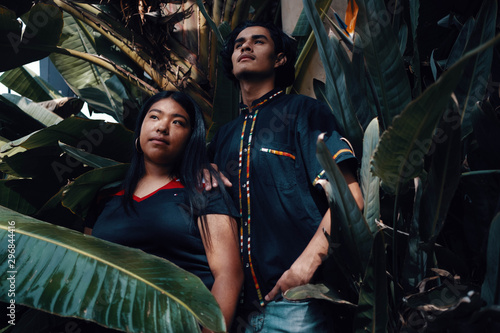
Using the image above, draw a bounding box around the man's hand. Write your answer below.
[204,163,232,190]
[264,261,314,302]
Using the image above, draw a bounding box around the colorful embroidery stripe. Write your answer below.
[260,148,295,160]
[313,170,326,186]
[333,148,353,160]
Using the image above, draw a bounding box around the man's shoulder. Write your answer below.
[279,93,329,114]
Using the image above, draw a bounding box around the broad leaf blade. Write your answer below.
[371,34,500,192]
[354,0,412,129]
[58,142,121,169]
[455,0,497,139]
[419,105,461,243]
[284,283,356,307]
[0,66,63,102]
[0,207,225,332]
[1,94,63,127]
[61,164,129,218]
[360,118,380,229]
[0,4,63,71]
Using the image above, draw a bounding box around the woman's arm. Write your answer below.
[198,214,243,332]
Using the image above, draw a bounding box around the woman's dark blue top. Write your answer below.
[86,179,237,289]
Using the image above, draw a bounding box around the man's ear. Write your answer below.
[275,53,287,68]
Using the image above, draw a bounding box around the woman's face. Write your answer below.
[139,97,192,168]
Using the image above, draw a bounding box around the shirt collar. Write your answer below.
[239,88,282,114]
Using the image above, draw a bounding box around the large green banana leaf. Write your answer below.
[371,34,500,193]
[0,206,225,332]
[49,11,130,122]
[0,4,63,71]
[0,94,63,127]
[0,66,63,102]
[355,0,412,130]
[0,95,48,140]
[2,117,133,164]
[0,179,57,216]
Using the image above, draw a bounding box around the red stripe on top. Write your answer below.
[112,178,184,202]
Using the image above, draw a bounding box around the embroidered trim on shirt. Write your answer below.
[333,148,353,160]
[238,90,283,307]
[260,148,296,160]
[313,170,326,186]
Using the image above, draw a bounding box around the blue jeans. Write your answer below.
[231,297,334,333]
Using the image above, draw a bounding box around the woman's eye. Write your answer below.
[150,115,158,120]
[173,120,185,126]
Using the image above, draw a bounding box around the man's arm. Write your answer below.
[265,164,363,301]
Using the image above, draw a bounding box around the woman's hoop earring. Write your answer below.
[135,138,142,153]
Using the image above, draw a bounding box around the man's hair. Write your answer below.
[220,21,298,88]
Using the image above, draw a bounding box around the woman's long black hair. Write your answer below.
[122,91,223,242]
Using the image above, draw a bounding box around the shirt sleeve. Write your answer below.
[296,98,358,186]
[201,187,240,218]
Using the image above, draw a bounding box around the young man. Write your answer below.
[208,21,363,332]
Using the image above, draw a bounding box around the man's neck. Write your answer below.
[239,79,276,109]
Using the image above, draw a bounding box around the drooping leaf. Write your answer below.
[4,117,133,164]
[0,95,47,140]
[360,118,380,229]
[455,0,497,139]
[316,135,374,276]
[0,4,63,71]
[0,66,63,102]
[409,0,421,96]
[354,0,412,130]
[371,33,500,193]
[0,206,225,332]
[469,101,500,170]
[419,105,461,243]
[354,230,388,333]
[58,142,121,169]
[61,164,129,218]
[0,94,63,127]
[284,283,356,307]
[49,11,128,122]
[482,213,500,306]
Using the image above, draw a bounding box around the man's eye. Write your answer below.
[255,40,263,44]
[235,44,242,49]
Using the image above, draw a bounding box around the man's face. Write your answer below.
[231,26,283,82]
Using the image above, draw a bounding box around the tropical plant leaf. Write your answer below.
[482,213,500,306]
[316,135,374,276]
[0,4,63,71]
[0,66,63,102]
[61,164,129,218]
[401,178,426,289]
[418,104,461,243]
[284,283,356,307]
[0,179,56,216]
[0,206,225,332]
[371,33,500,193]
[49,11,127,121]
[409,0,421,97]
[0,146,64,179]
[58,142,121,169]
[303,0,364,153]
[455,0,497,139]
[0,94,63,127]
[444,18,475,70]
[0,95,47,140]
[360,118,380,229]
[5,117,133,164]
[354,230,388,333]
[354,0,412,129]
[470,102,500,169]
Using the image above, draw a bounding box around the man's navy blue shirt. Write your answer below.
[208,89,356,308]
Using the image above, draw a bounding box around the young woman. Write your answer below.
[84,91,243,331]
